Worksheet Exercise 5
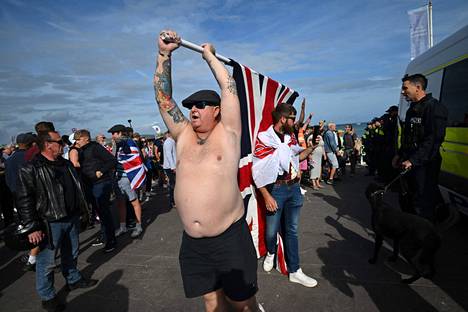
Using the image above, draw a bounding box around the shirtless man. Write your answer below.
[153,30,259,312]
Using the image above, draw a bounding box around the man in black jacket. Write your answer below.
[380,106,399,182]
[74,129,118,252]
[16,130,98,312]
[392,74,448,221]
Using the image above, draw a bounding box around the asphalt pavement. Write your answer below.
[1,166,467,312]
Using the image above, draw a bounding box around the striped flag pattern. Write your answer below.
[117,139,147,190]
[232,60,299,275]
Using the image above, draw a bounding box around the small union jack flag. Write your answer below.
[117,139,147,190]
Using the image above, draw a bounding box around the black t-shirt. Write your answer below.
[155,139,164,164]
[273,130,293,181]
[343,133,357,149]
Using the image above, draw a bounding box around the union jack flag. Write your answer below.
[117,139,147,190]
[253,133,298,160]
[232,60,298,275]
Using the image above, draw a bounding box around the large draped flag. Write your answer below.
[232,60,299,275]
[117,139,147,190]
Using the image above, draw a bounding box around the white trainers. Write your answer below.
[115,227,127,237]
[258,303,266,312]
[130,227,143,238]
[263,252,275,272]
[289,268,318,287]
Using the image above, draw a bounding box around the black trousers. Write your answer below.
[345,149,357,174]
[164,169,176,206]
[0,174,15,227]
[145,169,153,192]
[400,155,444,221]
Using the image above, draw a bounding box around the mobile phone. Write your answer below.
[311,125,320,145]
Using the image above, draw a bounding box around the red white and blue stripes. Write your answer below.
[232,60,298,275]
[117,139,147,190]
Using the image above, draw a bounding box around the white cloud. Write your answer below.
[45,21,80,34]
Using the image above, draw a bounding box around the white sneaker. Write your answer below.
[258,303,266,312]
[289,268,318,287]
[130,227,143,238]
[263,252,275,272]
[115,227,127,237]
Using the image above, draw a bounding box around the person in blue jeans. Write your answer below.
[253,103,318,288]
[73,129,118,252]
[16,130,98,312]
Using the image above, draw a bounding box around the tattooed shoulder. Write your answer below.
[167,105,186,124]
[227,76,237,95]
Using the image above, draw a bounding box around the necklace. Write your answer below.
[196,132,211,145]
[197,137,207,145]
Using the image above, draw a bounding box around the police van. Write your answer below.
[399,24,468,216]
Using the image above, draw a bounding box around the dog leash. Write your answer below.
[382,168,411,193]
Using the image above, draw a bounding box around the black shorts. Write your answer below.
[179,217,258,301]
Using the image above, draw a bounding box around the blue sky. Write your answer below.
[1,0,468,143]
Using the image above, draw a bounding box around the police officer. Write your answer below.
[362,121,376,176]
[392,74,448,221]
[380,106,399,182]
[373,118,385,179]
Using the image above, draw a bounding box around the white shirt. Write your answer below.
[252,126,303,188]
[163,137,176,170]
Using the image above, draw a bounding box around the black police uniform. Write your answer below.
[373,124,385,178]
[381,113,399,182]
[398,93,448,220]
[362,127,376,175]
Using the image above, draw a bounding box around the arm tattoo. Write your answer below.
[167,105,186,124]
[153,58,173,109]
[227,76,237,95]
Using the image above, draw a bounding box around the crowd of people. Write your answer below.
[361,105,400,182]
[0,29,454,312]
[0,43,387,312]
[0,120,179,311]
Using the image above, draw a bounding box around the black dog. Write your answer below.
[365,183,441,284]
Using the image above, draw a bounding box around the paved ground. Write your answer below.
[1,166,468,312]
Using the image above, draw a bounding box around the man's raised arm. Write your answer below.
[202,44,241,137]
[153,30,189,140]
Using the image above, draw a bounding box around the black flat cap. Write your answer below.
[386,105,398,112]
[182,90,221,109]
[108,124,127,133]
[16,132,36,144]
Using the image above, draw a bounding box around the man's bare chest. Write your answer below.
[178,141,235,166]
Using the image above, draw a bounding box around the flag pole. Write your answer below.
[428,1,433,48]
[179,39,232,66]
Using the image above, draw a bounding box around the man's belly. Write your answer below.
[174,174,244,238]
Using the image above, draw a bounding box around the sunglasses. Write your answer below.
[186,101,219,110]
[287,115,296,120]
[48,139,64,145]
